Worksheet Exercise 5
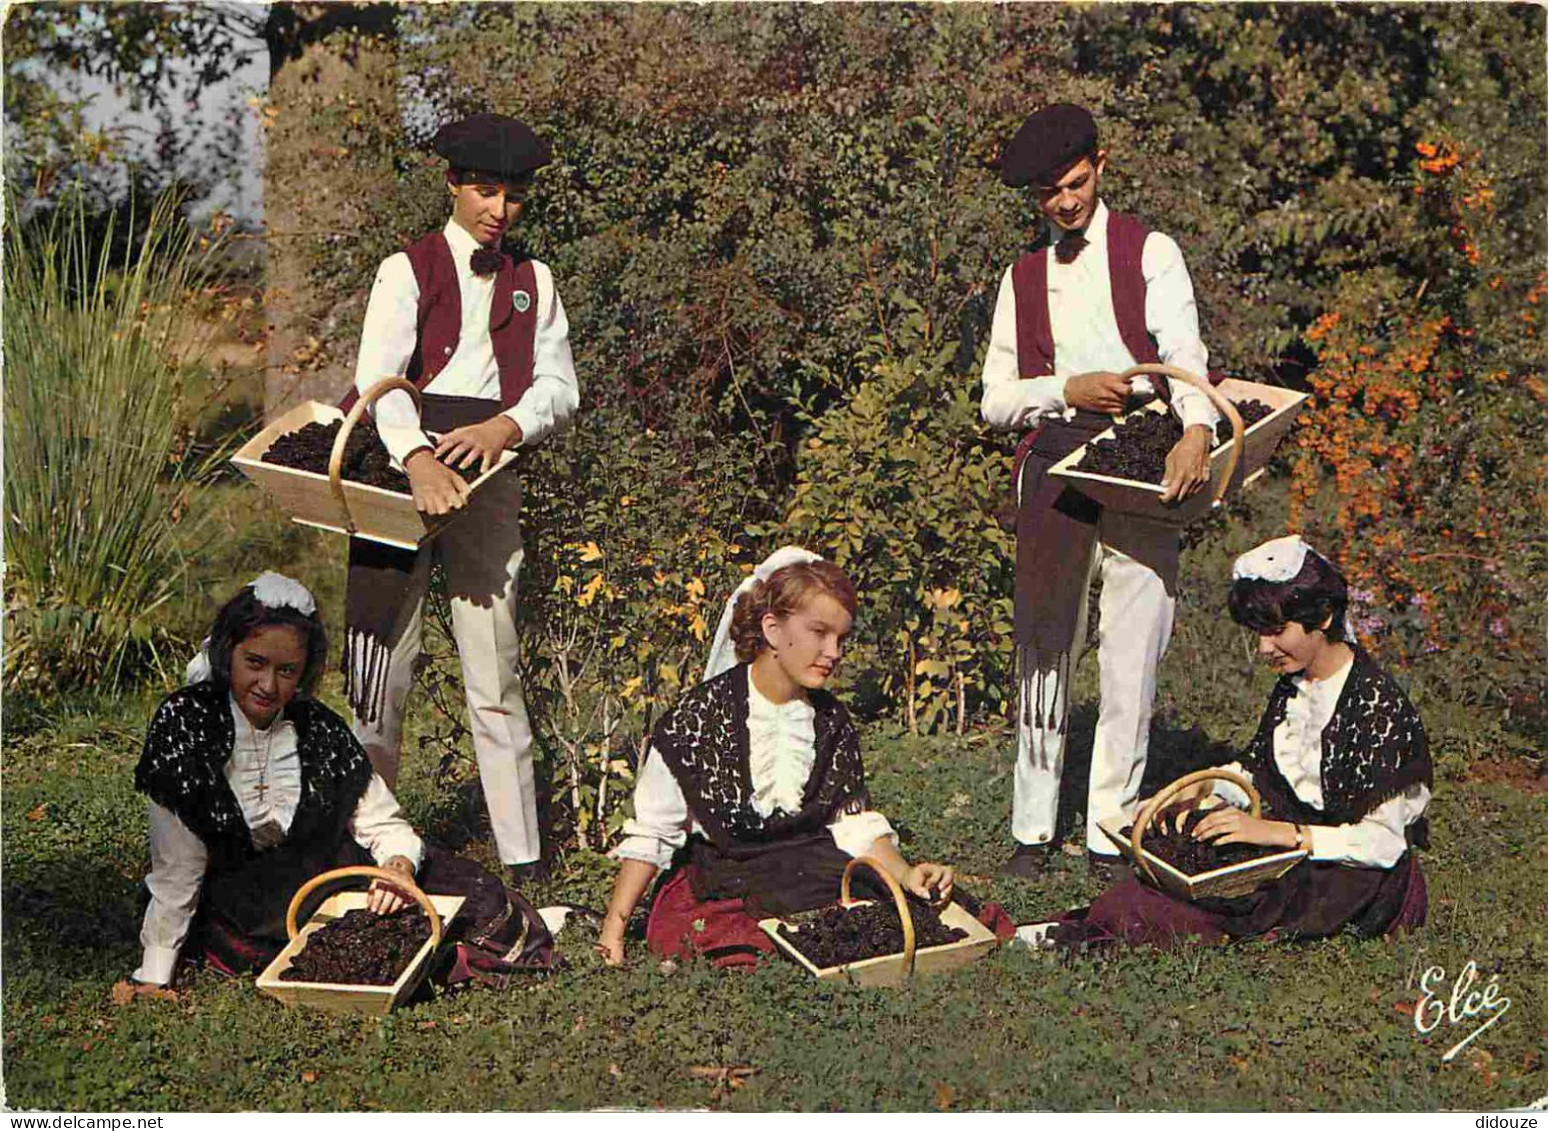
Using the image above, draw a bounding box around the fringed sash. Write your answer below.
[1012,412,1112,748]
[342,393,508,725]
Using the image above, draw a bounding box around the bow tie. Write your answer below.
[470,247,505,278]
[1054,230,1089,265]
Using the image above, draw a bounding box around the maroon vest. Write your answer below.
[1009,209,1161,378]
[340,231,538,413]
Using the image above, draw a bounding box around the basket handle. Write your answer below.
[1119,363,1245,508]
[328,377,422,532]
[1130,768,1261,886]
[840,856,916,977]
[285,865,443,950]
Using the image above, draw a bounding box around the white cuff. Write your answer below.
[1307,822,1407,869]
[829,810,898,858]
[133,945,182,987]
[505,401,543,449]
[609,838,677,871]
[1176,395,1220,432]
[371,831,425,873]
[376,423,434,470]
[1211,780,1254,809]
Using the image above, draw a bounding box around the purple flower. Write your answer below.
[1355,613,1387,636]
[1349,588,1376,605]
[1421,639,1442,655]
[1409,593,1431,609]
[1488,618,1508,640]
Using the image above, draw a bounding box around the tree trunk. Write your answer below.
[262,2,398,420]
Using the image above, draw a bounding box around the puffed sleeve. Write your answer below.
[134,801,209,985]
[347,773,425,872]
[827,809,898,857]
[1308,783,1430,868]
[1208,760,1256,809]
[610,747,692,870]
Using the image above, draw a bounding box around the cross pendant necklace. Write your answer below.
[244,714,275,808]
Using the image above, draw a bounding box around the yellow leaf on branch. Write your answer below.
[576,573,606,607]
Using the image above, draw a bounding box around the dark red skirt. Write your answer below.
[645,865,777,969]
[645,863,1019,970]
[1062,853,1428,950]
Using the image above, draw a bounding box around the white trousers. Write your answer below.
[353,470,540,866]
[1012,503,1179,856]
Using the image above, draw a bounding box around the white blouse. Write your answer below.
[980,200,1218,435]
[354,219,580,466]
[133,695,426,986]
[611,679,897,870]
[1212,656,1430,868]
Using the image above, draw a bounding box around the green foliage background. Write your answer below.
[276,4,1547,845]
[4,5,1548,1113]
[5,3,1545,845]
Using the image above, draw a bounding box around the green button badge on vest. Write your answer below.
[513,290,532,313]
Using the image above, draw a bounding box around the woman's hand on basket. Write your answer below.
[1143,779,1217,834]
[1190,808,1296,849]
[404,450,472,515]
[434,417,521,476]
[367,856,416,915]
[904,863,955,905]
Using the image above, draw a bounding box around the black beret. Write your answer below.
[432,113,551,182]
[1000,104,1099,188]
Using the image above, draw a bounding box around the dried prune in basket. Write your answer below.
[279,906,432,985]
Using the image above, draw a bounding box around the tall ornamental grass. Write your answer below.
[3,189,223,699]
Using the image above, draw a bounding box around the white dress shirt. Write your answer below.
[980,200,1217,434]
[353,219,579,466]
[611,679,898,870]
[1211,655,1430,868]
[133,695,427,986]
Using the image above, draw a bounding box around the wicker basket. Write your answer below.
[758,857,999,988]
[256,866,465,1016]
[231,378,516,550]
[1098,769,1307,901]
[1048,366,1308,525]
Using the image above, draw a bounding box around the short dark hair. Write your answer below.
[203,586,329,698]
[1228,551,1350,643]
[448,167,533,190]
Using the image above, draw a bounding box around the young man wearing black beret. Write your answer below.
[980,103,1217,881]
[342,112,578,878]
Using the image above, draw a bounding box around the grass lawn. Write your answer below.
[4,464,1544,1110]
[3,678,1544,1110]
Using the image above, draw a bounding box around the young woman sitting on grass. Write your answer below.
[597,549,969,968]
[1053,536,1432,950]
[125,573,552,992]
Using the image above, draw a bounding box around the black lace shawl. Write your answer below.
[648,664,870,850]
[134,680,375,867]
[1241,647,1432,829]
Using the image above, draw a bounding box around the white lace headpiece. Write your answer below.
[1231,535,1356,639]
[702,546,823,682]
[1231,535,1313,583]
[185,571,320,684]
[250,571,317,616]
